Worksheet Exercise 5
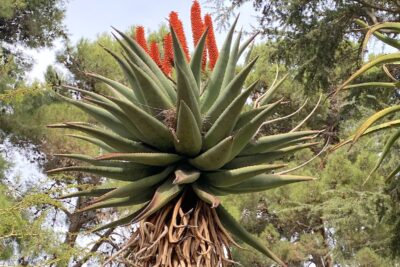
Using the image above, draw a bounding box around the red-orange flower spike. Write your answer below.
[169,11,190,61]
[135,26,149,53]
[162,33,173,75]
[149,41,162,69]
[191,0,207,70]
[204,14,219,70]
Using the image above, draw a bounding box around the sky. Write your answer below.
[26,0,258,82]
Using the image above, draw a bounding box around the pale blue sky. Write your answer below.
[27,0,258,81]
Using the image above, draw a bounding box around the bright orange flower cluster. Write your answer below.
[204,14,218,70]
[191,0,207,70]
[132,1,219,76]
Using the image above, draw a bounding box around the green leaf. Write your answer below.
[201,16,239,113]
[230,101,282,159]
[48,123,150,153]
[171,28,200,101]
[57,93,134,140]
[96,152,182,166]
[221,29,242,90]
[47,165,158,181]
[216,205,287,266]
[86,72,138,104]
[173,168,201,184]
[203,164,287,187]
[337,53,400,92]
[59,188,115,199]
[102,46,148,110]
[192,183,220,208]
[386,164,400,181]
[66,134,116,152]
[234,104,273,131]
[189,136,234,171]
[351,105,400,145]
[214,173,315,194]
[331,120,400,151]
[344,82,400,90]
[367,128,400,179]
[360,21,400,51]
[78,194,152,213]
[93,166,174,203]
[127,60,174,112]
[203,81,259,150]
[259,73,289,106]
[83,96,145,141]
[112,28,176,102]
[206,57,258,124]
[93,204,146,232]
[175,65,201,128]
[131,177,183,223]
[190,28,209,87]
[105,95,174,151]
[240,130,320,155]
[174,101,202,156]
[225,142,319,169]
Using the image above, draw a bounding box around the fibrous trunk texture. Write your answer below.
[109,194,238,267]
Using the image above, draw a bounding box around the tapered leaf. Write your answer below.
[171,28,200,100]
[173,168,201,184]
[86,72,138,104]
[344,82,400,90]
[331,120,400,151]
[105,95,174,151]
[386,164,400,181]
[48,123,151,153]
[127,60,174,111]
[59,188,115,199]
[96,152,182,166]
[190,28,209,87]
[47,165,158,181]
[79,193,152,213]
[362,22,400,51]
[221,29,242,90]
[214,173,315,194]
[192,183,220,208]
[237,32,259,59]
[230,101,283,159]
[54,154,134,168]
[206,57,258,124]
[93,166,174,203]
[175,65,201,128]
[93,204,146,232]
[83,97,145,141]
[174,101,202,156]
[368,128,400,177]
[60,85,120,109]
[225,142,319,169]
[240,130,320,155]
[355,20,400,49]
[66,134,116,152]
[259,73,289,106]
[201,16,239,113]
[57,93,133,139]
[337,53,400,93]
[234,104,273,131]
[102,46,148,109]
[131,178,183,223]
[112,29,176,102]
[203,81,262,150]
[352,105,400,145]
[189,136,234,171]
[216,205,287,266]
[203,164,287,187]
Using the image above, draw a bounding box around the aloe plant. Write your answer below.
[48,4,319,266]
[335,20,400,183]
